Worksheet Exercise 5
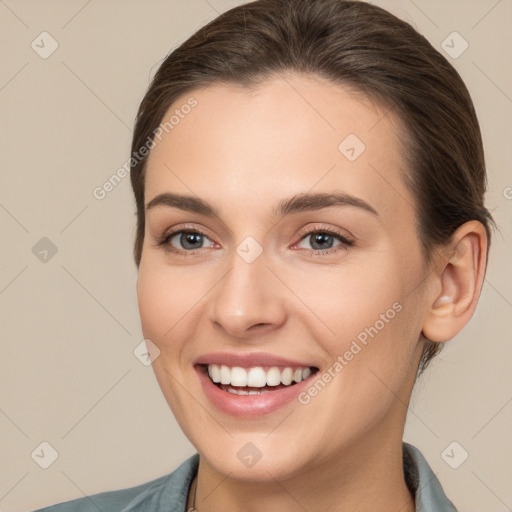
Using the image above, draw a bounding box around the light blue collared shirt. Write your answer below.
[32,442,458,511]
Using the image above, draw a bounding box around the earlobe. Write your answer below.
[421,220,487,343]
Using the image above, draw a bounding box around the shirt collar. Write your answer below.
[403,442,459,511]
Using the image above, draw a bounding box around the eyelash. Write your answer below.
[155,225,355,257]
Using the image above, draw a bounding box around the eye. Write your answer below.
[157,229,216,254]
[154,225,354,257]
[294,227,354,255]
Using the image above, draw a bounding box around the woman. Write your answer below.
[34,0,495,510]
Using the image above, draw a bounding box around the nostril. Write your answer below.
[249,323,270,331]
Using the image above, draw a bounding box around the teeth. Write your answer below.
[266,367,281,386]
[220,365,231,385]
[223,385,273,395]
[281,367,293,385]
[209,364,221,383]
[207,364,314,388]
[230,366,247,386]
[247,367,267,387]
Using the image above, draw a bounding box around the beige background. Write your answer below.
[1,0,510,511]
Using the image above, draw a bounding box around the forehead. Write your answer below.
[144,74,415,225]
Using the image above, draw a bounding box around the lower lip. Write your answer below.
[196,365,315,417]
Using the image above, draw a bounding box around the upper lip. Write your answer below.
[194,352,317,368]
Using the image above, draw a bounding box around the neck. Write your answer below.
[191,430,415,512]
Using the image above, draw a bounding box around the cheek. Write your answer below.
[136,263,200,422]
[295,259,419,402]
[291,260,406,351]
[137,266,170,340]
[136,260,204,343]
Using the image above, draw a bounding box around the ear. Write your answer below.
[422,220,488,343]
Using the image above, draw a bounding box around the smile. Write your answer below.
[194,358,319,416]
[206,364,316,395]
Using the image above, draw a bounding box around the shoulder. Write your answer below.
[31,453,199,512]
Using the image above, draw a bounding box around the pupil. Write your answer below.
[311,233,333,250]
[181,232,203,250]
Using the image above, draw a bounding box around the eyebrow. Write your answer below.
[145,191,379,218]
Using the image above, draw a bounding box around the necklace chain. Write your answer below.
[188,474,198,511]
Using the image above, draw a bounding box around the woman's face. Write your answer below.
[137,74,433,480]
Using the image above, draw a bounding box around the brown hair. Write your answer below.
[129,0,496,375]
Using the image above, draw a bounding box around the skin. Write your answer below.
[136,73,487,512]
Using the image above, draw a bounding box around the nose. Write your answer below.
[208,248,287,340]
